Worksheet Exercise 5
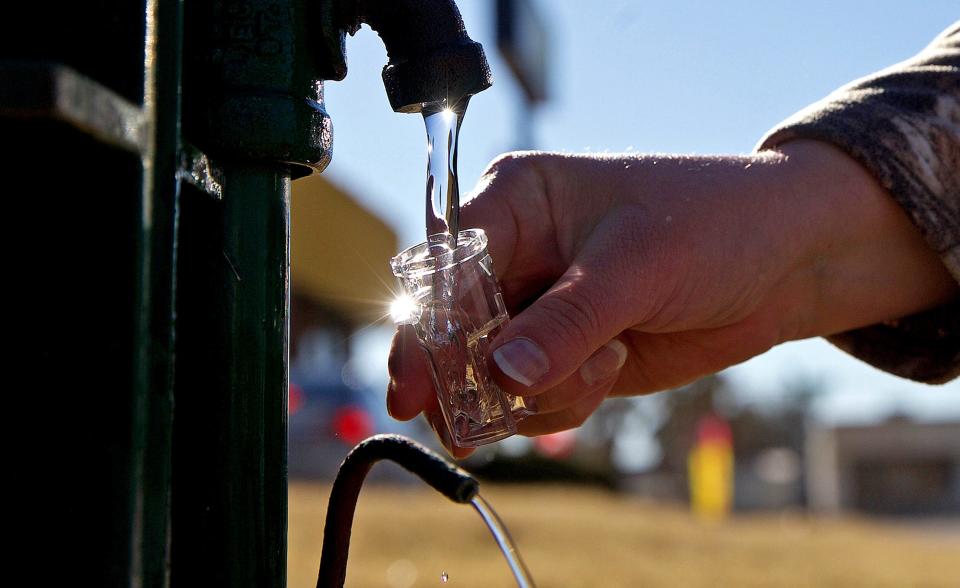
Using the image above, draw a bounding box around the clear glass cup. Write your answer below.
[391,229,536,447]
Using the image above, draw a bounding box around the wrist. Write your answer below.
[771,140,958,339]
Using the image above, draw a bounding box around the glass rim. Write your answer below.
[391,228,488,277]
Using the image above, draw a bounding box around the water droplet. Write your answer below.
[440,571,449,583]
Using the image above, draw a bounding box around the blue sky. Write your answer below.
[325,1,960,422]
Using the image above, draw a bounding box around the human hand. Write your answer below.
[387,141,957,456]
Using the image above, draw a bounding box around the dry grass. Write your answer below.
[289,481,959,588]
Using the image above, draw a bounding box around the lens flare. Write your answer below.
[389,294,420,325]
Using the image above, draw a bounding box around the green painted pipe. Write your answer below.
[171,164,289,588]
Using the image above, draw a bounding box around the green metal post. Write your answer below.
[4,0,316,584]
[2,1,181,586]
[4,0,488,584]
[136,0,182,585]
[171,164,290,587]
[217,166,290,584]
[172,0,335,583]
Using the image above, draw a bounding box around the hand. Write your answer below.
[387,140,957,456]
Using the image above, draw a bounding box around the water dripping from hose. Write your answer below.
[470,494,537,588]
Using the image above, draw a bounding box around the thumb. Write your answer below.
[488,227,641,396]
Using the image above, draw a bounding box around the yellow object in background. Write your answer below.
[688,414,734,522]
[290,174,398,325]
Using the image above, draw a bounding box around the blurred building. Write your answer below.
[291,174,398,339]
[806,419,960,515]
[288,175,402,478]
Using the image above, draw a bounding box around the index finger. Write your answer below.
[460,155,567,310]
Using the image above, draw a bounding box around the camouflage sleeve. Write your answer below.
[757,22,960,384]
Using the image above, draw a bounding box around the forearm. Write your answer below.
[526,144,957,347]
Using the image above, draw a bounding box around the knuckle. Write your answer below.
[484,151,533,178]
[480,152,549,195]
[538,289,605,355]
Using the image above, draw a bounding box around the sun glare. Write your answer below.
[389,294,419,325]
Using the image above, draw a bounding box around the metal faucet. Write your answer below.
[185,0,491,178]
[328,0,492,114]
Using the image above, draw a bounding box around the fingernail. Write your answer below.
[580,340,628,386]
[492,337,550,387]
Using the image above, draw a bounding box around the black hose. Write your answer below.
[316,434,480,587]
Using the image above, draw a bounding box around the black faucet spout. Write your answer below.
[335,0,493,113]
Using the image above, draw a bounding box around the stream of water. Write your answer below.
[423,104,536,585]
[423,105,463,250]
[471,495,537,587]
